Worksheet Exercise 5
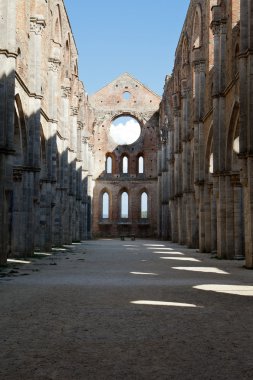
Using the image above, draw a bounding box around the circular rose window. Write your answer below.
[109,116,141,145]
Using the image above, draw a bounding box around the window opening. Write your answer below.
[141,192,148,218]
[123,156,128,174]
[102,192,109,218]
[123,91,131,100]
[110,116,141,145]
[106,156,112,173]
[121,192,128,218]
[138,156,144,174]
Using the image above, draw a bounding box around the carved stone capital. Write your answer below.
[61,86,71,98]
[211,21,220,36]
[194,61,206,73]
[77,121,83,130]
[13,168,23,182]
[48,58,61,72]
[30,17,46,35]
[82,137,90,144]
[181,80,190,97]
[71,106,78,116]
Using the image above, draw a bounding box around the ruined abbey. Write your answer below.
[1,0,253,268]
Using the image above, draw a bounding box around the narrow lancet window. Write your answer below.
[121,192,128,218]
[123,156,128,174]
[106,156,112,173]
[141,192,148,218]
[138,156,144,174]
[102,192,109,218]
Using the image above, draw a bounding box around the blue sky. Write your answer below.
[64,1,189,96]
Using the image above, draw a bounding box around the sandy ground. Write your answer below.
[0,239,253,380]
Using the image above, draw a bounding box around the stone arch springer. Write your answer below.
[14,94,28,165]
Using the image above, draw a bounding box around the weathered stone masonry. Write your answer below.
[158,0,253,268]
[0,0,94,265]
[89,73,160,238]
[1,0,253,270]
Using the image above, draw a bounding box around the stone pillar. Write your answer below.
[193,58,206,252]
[39,58,60,250]
[211,10,228,258]
[0,0,17,263]
[239,1,253,267]
[232,177,244,258]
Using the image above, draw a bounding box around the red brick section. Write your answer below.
[90,73,161,238]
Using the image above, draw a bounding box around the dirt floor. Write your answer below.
[0,239,253,380]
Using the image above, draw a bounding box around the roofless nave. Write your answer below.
[1,0,253,269]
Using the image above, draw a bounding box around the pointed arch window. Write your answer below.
[106,156,112,174]
[141,192,148,219]
[65,39,70,78]
[138,156,144,174]
[122,156,128,174]
[192,7,202,49]
[102,192,109,219]
[121,192,129,218]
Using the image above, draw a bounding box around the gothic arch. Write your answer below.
[40,127,47,180]
[205,123,213,179]
[118,188,129,219]
[226,102,240,171]
[192,4,202,49]
[14,94,28,166]
[64,34,71,78]
[100,188,111,219]
[53,4,62,45]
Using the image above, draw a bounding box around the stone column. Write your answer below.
[39,58,60,250]
[193,58,206,252]
[232,176,244,258]
[0,0,17,263]
[211,10,228,258]
[239,1,253,267]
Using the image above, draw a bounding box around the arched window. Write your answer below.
[192,6,201,49]
[141,192,148,219]
[102,192,109,218]
[106,156,112,173]
[138,156,144,174]
[121,192,128,218]
[65,38,70,78]
[209,153,214,174]
[182,37,189,65]
[122,156,128,174]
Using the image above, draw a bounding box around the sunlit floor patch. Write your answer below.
[173,267,229,274]
[154,251,184,255]
[143,244,165,247]
[131,300,202,308]
[130,272,158,276]
[194,284,253,296]
[124,245,139,247]
[52,248,67,251]
[34,252,52,256]
[160,257,200,262]
[147,247,172,250]
[7,259,31,264]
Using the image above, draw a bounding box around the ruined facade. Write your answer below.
[1,0,253,269]
[158,0,253,268]
[0,0,94,265]
[90,73,160,238]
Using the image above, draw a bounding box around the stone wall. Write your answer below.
[0,0,93,264]
[90,73,160,238]
[158,0,253,268]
